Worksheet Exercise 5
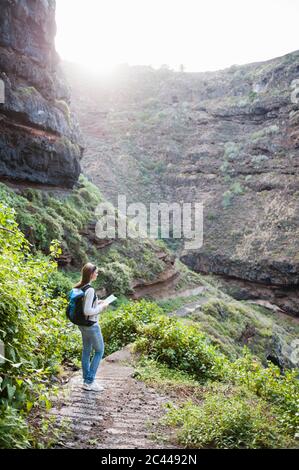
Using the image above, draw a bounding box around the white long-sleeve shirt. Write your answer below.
[83,286,105,323]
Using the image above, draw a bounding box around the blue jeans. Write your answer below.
[78,323,105,385]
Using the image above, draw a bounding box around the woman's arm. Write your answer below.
[83,287,105,316]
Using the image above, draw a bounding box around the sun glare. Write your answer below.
[55,0,299,74]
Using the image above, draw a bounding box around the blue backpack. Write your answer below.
[66,284,96,326]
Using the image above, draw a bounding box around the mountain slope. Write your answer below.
[63,53,299,314]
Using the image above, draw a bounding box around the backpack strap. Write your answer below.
[81,284,92,293]
[81,284,97,305]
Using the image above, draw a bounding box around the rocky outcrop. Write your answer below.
[63,52,299,314]
[0,0,82,188]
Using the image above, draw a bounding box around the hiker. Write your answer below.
[73,262,109,392]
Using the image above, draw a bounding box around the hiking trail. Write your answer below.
[49,345,184,449]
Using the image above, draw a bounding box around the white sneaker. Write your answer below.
[83,382,104,392]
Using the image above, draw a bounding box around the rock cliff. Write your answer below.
[64,52,299,314]
[0,0,82,187]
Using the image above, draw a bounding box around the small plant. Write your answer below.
[220,161,230,173]
[222,190,233,208]
[17,86,37,97]
[0,406,31,449]
[230,182,244,195]
[222,183,244,208]
[224,142,241,161]
[251,154,269,165]
[248,91,258,102]
[251,125,279,141]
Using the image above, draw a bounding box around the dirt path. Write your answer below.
[49,345,183,449]
[168,297,209,318]
[131,281,206,302]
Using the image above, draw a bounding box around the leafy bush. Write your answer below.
[162,383,292,448]
[223,142,241,160]
[0,406,30,449]
[45,269,73,299]
[227,349,299,434]
[99,261,134,295]
[100,300,161,355]
[100,298,298,445]
[0,204,81,448]
[222,183,244,208]
[230,182,244,195]
[134,315,225,380]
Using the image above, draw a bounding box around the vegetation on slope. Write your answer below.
[0,204,81,448]
[0,182,298,449]
[0,178,174,296]
[100,301,299,448]
[158,295,299,368]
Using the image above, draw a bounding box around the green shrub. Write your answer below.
[251,154,269,165]
[100,300,161,355]
[220,161,230,173]
[227,349,299,434]
[99,261,134,295]
[222,183,244,208]
[224,142,241,160]
[0,204,81,447]
[230,182,244,195]
[162,383,292,448]
[46,269,73,298]
[251,125,279,141]
[0,406,30,449]
[134,315,225,380]
[222,190,233,208]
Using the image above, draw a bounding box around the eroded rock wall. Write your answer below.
[0,0,82,187]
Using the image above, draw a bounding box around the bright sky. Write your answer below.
[55,0,299,73]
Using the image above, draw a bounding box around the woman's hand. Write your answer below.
[99,300,109,309]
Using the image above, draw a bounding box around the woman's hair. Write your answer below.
[74,262,97,288]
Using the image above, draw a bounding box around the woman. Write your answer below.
[74,262,109,392]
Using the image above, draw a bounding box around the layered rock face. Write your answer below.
[64,52,299,314]
[0,0,82,187]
